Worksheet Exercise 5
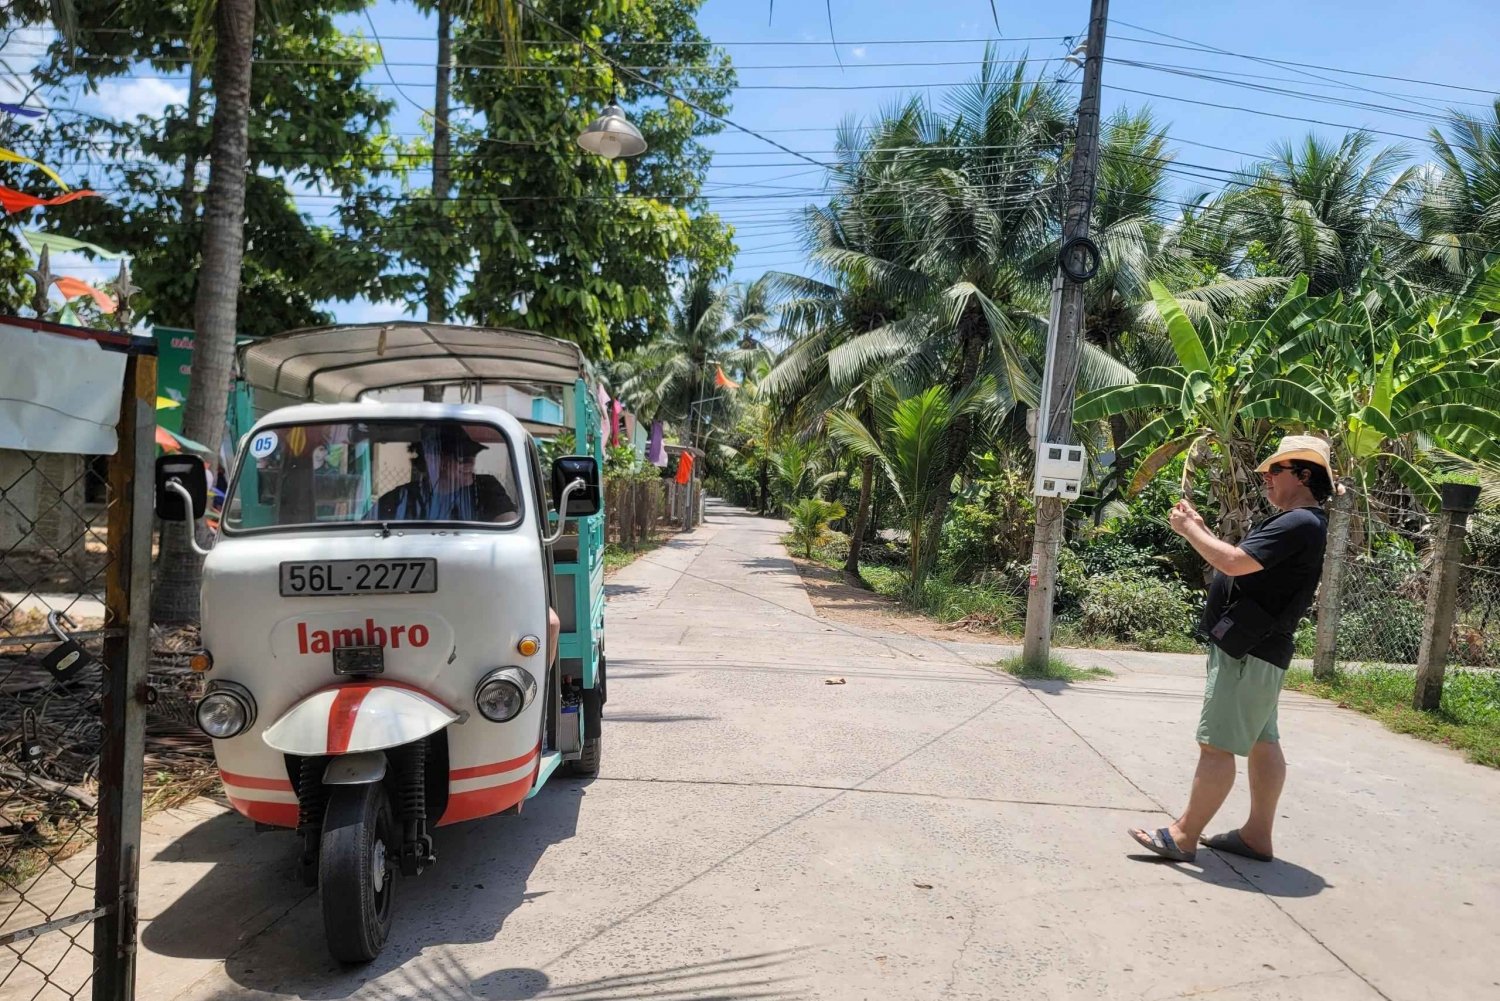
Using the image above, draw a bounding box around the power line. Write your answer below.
[1110,30,1500,98]
[38,28,1076,46]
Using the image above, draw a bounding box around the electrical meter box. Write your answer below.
[1033,441,1086,500]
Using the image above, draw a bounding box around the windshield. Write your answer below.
[224,419,523,532]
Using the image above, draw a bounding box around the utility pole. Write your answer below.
[424,0,453,404]
[1021,0,1110,669]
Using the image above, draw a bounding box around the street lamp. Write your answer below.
[577,102,647,160]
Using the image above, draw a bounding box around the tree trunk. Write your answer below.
[843,454,873,575]
[427,0,451,325]
[153,0,257,624]
[177,60,202,226]
[924,305,987,545]
[757,459,769,514]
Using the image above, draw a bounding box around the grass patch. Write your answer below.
[1000,654,1113,683]
[604,536,667,574]
[1052,622,1203,654]
[1285,665,1500,768]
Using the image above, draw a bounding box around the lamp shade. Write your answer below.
[577,103,647,160]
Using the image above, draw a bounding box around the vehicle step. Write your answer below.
[527,751,563,798]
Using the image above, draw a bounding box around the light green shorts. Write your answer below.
[1196,644,1286,756]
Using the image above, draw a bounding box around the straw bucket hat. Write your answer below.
[1256,434,1335,480]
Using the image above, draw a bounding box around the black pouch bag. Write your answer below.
[1207,581,1277,659]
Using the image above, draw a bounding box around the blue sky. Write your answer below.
[7,1,1500,324]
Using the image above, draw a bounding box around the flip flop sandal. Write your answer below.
[1201,830,1273,862]
[1128,827,1196,862]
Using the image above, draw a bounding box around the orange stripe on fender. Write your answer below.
[219,769,294,792]
[227,795,300,829]
[327,687,370,754]
[438,774,534,826]
[449,743,541,781]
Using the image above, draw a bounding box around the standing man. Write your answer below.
[1129,436,1335,863]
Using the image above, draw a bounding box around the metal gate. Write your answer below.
[0,320,156,1001]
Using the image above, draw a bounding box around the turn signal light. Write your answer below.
[189,651,214,673]
[517,635,540,658]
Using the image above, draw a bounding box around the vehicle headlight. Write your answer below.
[475,667,537,723]
[196,682,256,739]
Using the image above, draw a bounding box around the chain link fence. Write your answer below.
[0,319,156,1001]
[1327,532,1431,668]
[1320,496,1498,672]
[1452,563,1500,670]
[0,451,115,1000]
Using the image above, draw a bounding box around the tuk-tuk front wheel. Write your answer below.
[319,782,396,963]
[567,735,601,777]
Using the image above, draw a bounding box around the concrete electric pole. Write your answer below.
[1021,0,1110,668]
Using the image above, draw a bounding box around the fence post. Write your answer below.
[1312,479,1356,679]
[1413,503,1472,711]
[94,350,156,1001]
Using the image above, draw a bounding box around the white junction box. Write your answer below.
[1033,441,1086,500]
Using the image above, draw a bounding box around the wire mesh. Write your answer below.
[1329,518,1432,668]
[0,450,113,1000]
[1451,563,1500,670]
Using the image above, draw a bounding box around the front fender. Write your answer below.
[262,682,458,756]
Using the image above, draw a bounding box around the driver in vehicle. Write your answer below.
[375,426,517,522]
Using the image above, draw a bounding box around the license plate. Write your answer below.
[280,559,437,597]
[332,645,385,675]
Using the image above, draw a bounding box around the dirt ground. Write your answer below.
[787,555,1016,644]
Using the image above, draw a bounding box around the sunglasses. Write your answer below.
[1263,463,1297,477]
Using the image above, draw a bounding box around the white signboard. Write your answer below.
[0,319,129,455]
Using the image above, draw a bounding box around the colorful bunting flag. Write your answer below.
[23,230,127,260]
[0,103,44,118]
[714,366,739,390]
[0,184,97,215]
[52,276,117,314]
[0,147,69,191]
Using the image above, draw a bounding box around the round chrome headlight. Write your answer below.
[196,682,256,739]
[475,667,537,723]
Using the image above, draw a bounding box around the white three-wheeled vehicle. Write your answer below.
[155,324,608,962]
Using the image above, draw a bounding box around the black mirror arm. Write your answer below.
[164,479,212,557]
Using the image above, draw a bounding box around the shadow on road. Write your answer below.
[145,778,588,999]
[1127,854,1331,898]
[197,948,807,1001]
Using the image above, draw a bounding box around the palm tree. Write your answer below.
[1415,100,1500,278]
[829,383,987,594]
[155,0,258,622]
[612,274,768,445]
[1236,131,1420,297]
[1080,110,1285,453]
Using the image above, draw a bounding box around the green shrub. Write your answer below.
[1294,620,1317,658]
[787,497,847,559]
[1078,570,1199,643]
[919,575,1022,630]
[939,463,1035,582]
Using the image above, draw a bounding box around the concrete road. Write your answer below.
[131,503,1500,1000]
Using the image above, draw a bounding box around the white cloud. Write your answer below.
[93,77,188,122]
[851,46,867,59]
[0,26,51,111]
[324,297,415,325]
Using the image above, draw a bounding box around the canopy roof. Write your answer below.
[241,322,586,403]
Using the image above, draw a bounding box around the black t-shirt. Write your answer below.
[1200,506,1329,669]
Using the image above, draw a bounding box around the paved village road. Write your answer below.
[130,502,1500,1001]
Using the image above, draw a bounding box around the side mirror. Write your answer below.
[155,454,207,522]
[550,456,601,517]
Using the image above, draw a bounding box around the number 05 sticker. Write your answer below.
[250,430,279,458]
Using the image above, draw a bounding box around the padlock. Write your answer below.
[42,611,93,682]
[14,709,43,765]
